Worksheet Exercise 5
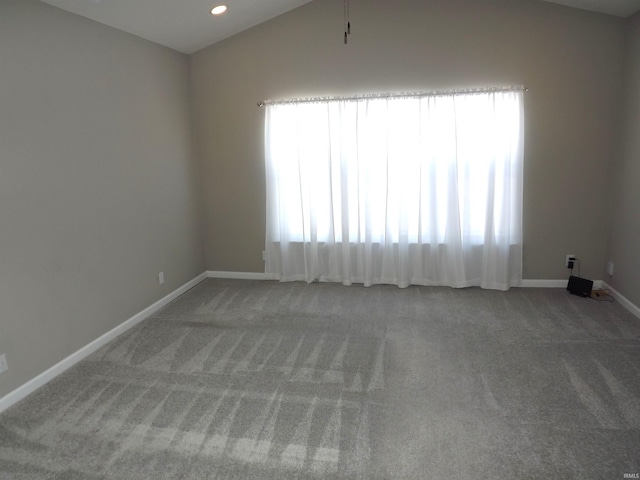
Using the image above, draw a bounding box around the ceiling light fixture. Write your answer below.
[211,5,227,15]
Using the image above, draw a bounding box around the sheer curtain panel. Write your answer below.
[264,89,524,290]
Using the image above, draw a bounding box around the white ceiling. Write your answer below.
[540,0,640,16]
[38,0,640,54]
[39,0,313,54]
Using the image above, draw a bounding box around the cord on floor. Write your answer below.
[590,289,615,303]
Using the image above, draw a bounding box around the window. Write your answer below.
[264,88,524,290]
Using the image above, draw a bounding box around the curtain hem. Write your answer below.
[265,271,523,292]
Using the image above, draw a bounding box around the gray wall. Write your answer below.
[607,12,640,306]
[0,0,205,398]
[190,0,626,280]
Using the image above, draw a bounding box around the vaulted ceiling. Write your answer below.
[38,0,640,54]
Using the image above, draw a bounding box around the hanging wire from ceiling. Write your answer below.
[343,0,351,44]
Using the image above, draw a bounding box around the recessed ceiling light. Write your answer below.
[211,5,227,15]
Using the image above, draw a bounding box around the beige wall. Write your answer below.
[0,0,205,398]
[191,0,626,280]
[607,12,640,306]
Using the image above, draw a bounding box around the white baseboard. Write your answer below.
[0,271,208,415]
[602,282,640,320]
[519,279,568,288]
[207,271,278,280]
[520,279,604,289]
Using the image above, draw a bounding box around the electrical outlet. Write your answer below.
[0,354,8,374]
[566,255,576,268]
[158,272,165,285]
[607,261,614,276]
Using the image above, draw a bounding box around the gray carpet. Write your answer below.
[1,279,640,479]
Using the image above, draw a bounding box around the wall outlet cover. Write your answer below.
[0,354,7,374]
[607,261,614,276]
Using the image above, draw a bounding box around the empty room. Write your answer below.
[1,0,640,478]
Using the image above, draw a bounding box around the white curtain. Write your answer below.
[264,89,524,290]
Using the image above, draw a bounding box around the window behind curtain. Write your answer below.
[264,89,524,290]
